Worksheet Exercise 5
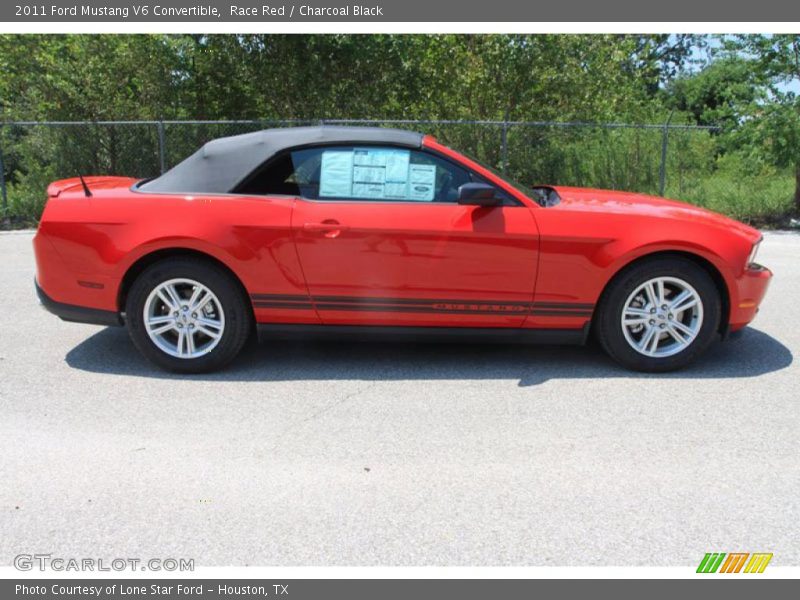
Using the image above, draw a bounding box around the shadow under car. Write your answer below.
[64,326,792,387]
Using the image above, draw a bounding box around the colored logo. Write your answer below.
[697,552,773,573]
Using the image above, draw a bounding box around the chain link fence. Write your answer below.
[2,117,773,226]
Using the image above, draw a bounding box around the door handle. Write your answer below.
[303,220,349,238]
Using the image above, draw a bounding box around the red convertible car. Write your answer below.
[34,126,771,373]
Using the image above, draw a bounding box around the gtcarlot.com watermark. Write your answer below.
[14,553,194,572]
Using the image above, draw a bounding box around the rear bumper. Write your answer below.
[729,263,772,331]
[35,279,122,327]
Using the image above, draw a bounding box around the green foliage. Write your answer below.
[739,100,800,171]
[0,33,798,226]
[666,152,795,224]
[6,164,56,224]
[665,57,766,130]
[716,35,800,208]
[0,34,673,122]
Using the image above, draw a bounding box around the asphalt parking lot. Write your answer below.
[1,230,798,567]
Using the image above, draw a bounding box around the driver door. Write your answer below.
[285,144,539,327]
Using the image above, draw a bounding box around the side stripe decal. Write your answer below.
[250,294,593,317]
[251,294,310,302]
[252,302,315,310]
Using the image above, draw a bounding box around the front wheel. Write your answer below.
[595,257,721,372]
[125,257,252,373]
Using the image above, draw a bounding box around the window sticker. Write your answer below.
[384,151,411,183]
[408,164,436,201]
[319,151,354,197]
[319,147,435,201]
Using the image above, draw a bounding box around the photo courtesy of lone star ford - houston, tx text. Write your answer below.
[0,1,799,599]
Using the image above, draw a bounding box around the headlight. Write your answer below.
[747,239,761,267]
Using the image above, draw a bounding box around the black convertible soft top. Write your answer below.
[138,126,425,194]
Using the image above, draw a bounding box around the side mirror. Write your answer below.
[457,183,501,206]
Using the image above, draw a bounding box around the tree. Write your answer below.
[665,56,766,131]
[724,35,800,210]
[627,34,707,96]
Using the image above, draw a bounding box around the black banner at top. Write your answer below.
[2,0,800,22]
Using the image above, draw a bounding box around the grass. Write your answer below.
[666,164,796,228]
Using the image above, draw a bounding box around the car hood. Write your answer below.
[550,186,762,243]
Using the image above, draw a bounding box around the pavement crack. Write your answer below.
[264,381,379,453]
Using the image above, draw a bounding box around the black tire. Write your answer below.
[125,257,253,373]
[595,256,721,372]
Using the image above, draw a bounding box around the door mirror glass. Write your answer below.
[458,183,501,206]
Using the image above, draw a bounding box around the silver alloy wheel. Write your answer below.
[143,278,225,359]
[620,276,704,358]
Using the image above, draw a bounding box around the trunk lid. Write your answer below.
[46,176,137,198]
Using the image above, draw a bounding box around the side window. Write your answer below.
[472,173,515,204]
[236,144,511,204]
[294,146,472,202]
[235,152,301,196]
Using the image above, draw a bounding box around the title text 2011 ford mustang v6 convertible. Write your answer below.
[33,126,772,373]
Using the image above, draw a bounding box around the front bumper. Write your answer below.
[35,279,122,327]
[729,263,772,331]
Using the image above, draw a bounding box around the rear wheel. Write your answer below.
[125,258,252,373]
[595,257,721,372]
